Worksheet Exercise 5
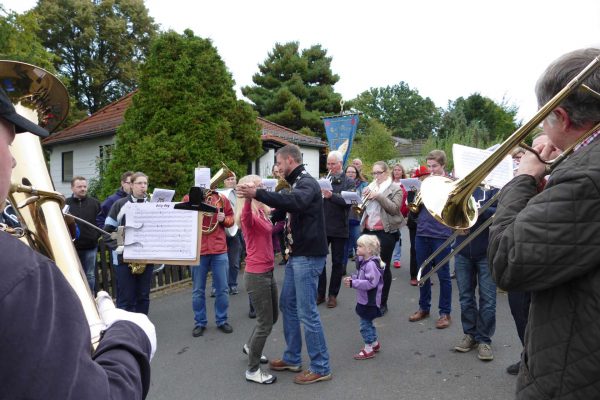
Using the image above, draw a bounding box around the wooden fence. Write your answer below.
[95,239,192,296]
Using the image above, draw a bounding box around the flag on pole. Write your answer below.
[323,114,360,166]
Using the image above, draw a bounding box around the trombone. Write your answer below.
[419,55,600,230]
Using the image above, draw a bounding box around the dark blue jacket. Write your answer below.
[453,187,498,260]
[0,232,151,399]
[323,173,354,238]
[97,188,128,228]
[256,165,328,257]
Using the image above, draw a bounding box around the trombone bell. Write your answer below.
[420,176,478,229]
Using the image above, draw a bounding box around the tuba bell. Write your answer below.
[0,60,103,348]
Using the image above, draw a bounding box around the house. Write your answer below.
[391,136,429,171]
[42,93,327,196]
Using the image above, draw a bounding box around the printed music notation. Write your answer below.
[452,144,513,188]
[123,202,199,261]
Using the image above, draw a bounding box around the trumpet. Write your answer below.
[352,180,377,217]
[419,55,600,230]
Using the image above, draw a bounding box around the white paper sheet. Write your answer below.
[194,167,211,189]
[318,178,333,191]
[261,178,277,192]
[123,202,198,261]
[150,188,175,203]
[341,191,361,204]
[452,144,513,188]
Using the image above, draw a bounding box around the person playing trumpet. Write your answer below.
[360,161,405,316]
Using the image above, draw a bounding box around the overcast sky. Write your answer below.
[3,0,600,122]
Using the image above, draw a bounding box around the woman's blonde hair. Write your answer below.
[356,234,381,257]
[234,175,271,226]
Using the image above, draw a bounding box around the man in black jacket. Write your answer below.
[66,176,101,291]
[318,150,354,308]
[488,48,600,399]
[237,144,331,385]
[0,86,154,399]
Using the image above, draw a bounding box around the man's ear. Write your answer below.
[553,107,571,130]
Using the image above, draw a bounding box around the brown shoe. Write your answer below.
[293,370,332,385]
[436,314,451,329]
[269,358,302,372]
[326,296,337,308]
[316,295,325,305]
[409,309,430,322]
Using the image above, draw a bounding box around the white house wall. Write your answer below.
[47,136,115,195]
[252,147,320,178]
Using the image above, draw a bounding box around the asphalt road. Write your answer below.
[146,228,521,400]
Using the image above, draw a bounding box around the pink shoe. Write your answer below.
[353,348,375,360]
[393,261,401,269]
[372,342,381,352]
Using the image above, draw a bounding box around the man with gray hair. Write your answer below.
[488,48,600,399]
[318,150,354,308]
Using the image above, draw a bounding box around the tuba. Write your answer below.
[0,60,103,348]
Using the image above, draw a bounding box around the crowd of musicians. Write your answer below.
[2,48,600,399]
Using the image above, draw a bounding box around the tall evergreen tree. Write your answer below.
[242,41,342,136]
[350,82,441,140]
[100,29,260,199]
[34,0,158,114]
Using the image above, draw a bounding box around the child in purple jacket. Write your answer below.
[344,234,385,360]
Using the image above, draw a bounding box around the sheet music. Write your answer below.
[399,178,421,191]
[341,191,361,205]
[123,202,198,261]
[194,167,211,189]
[318,178,333,191]
[150,188,175,202]
[261,178,277,192]
[452,144,513,188]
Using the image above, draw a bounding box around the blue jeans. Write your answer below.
[415,235,452,315]
[192,253,229,327]
[454,254,496,344]
[77,247,97,292]
[226,233,242,289]
[359,317,378,345]
[113,263,154,314]
[280,255,330,375]
[392,236,402,263]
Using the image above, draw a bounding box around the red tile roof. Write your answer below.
[43,92,136,145]
[43,94,327,149]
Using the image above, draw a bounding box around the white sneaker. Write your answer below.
[243,344,268,364]
[245,369,276,384]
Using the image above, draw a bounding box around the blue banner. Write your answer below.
[323,114,360,166]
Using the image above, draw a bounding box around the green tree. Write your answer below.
[349,119,397,178]
[0,6,56,70]
[100,29,261,199]
[438,93,519,143]
[350,82,441,140]
[34,0,158,114]
[241,41,342,136]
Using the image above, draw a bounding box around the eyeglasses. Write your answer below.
[372,171,384,176]
[123,181,132,184]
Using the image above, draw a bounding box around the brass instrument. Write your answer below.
[407,191,422,213]
[202,162,234,234]
[419,56,600,230]
[352,180,377,217]
[1,60,103,348]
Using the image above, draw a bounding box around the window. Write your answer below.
[62,151,73,182]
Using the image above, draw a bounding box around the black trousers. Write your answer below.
[507,290,531,346]
[318,236,347,298]
[362,229,398,308]
[409,225,417,279]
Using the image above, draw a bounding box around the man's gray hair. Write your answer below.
[327,150,343,163]
[536,48,600,128]
[276,144,303,164]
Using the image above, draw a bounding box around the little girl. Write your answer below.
[344,234,385,360]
